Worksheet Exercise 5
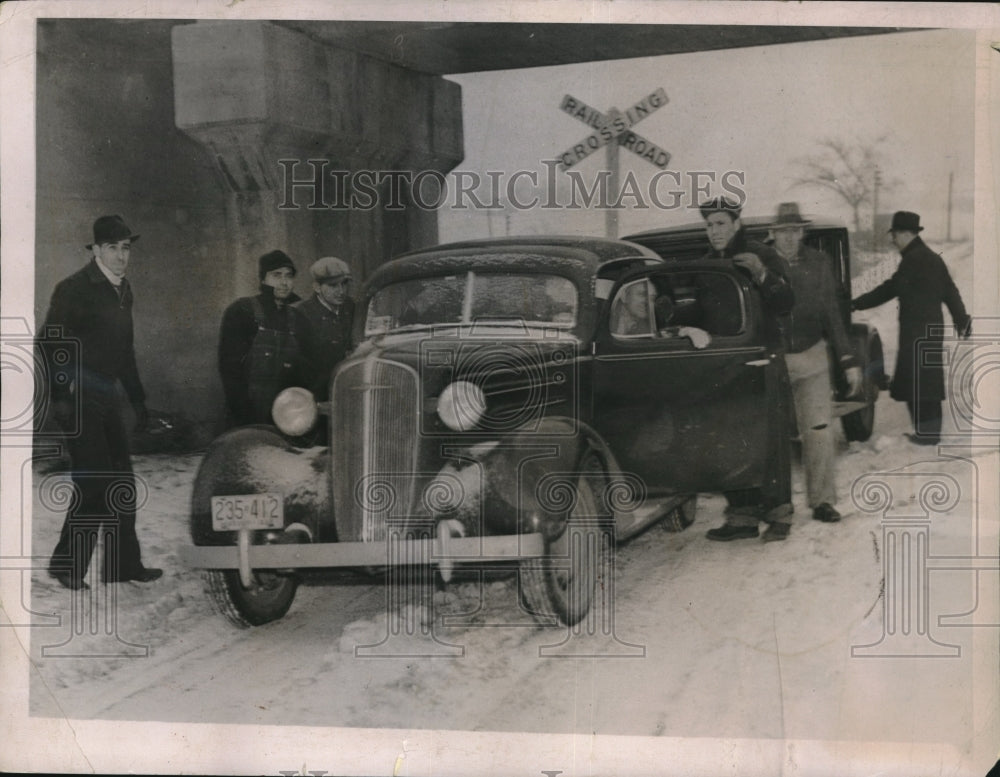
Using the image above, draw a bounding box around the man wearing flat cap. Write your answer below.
[697,196,796,542]
[853,210,971,445]
[218,250,312,427]
[294,256,355,404]
[41,215,162,589]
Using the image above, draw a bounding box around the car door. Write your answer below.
[590,264,773,496]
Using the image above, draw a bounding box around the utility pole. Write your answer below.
[606,139,620,239]
[872,168,881,251]
[946,171,954,242]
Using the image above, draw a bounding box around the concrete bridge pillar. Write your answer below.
[171,20,464,293]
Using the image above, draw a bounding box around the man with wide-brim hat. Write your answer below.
[770,202,862,534]
[40,215,162,589]
[853,210,971,444]
[697,196,797,542]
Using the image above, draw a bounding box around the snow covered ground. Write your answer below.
[15,240,999,774]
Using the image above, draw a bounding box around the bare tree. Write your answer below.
[792,136,897,235]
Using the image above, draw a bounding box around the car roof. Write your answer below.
[369,235,664,289]
[624,215,846,260]
[625,214,846,241]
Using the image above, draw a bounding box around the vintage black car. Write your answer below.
[625,216,885,441]
[185,235,809,628]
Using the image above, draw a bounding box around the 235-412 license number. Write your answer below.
[211,493,284,531]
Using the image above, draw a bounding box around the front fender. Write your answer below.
[432,418,633,538]
[190,425,332,546]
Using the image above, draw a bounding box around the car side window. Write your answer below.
[671,271,744,337]
[610,271,745,342]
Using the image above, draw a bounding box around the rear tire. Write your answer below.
[662,494,698,532]
[205,569,298,628]
[842,333,883,442]
[520,450,609,627]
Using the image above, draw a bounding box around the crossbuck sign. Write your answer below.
[557,88,671,170]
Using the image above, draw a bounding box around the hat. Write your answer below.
[698,196,742,220]
[888,211,923,233]
[86,215,139,249]
[258,250,296,281]
[310,256,352,283]
[770,202,811,229]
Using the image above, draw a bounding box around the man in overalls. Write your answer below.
[218,250,312,427]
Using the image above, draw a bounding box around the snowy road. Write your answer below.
[26,404,993,751]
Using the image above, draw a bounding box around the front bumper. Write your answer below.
[182,533,545,573]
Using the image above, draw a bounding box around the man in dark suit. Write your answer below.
[42,215,162,589]
[853,210,971,445]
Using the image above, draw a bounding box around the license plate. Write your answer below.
[211,493,284,531]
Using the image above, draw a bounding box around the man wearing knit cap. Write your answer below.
[217,250,313,426]
[294,256,355,403]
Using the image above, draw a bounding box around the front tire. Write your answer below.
[520,450,609,627]
[205,569,298,628]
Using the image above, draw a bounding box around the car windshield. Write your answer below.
[365,272,578,336]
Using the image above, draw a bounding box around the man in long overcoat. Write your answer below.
[852,211,971,444]
[42,215,163,589]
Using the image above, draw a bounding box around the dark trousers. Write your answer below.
[49,378,144,584]
[906,400,942,442]
[724,357,793,521]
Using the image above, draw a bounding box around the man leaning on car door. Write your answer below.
[697,197,796,543]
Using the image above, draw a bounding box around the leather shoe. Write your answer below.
[906,433,939,447]
[761,522,791,542]
[105,567,163,584]
[706,523,759,541]
[48,569,89,590]
[812,503,841,523]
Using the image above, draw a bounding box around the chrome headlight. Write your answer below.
[272,387,318,436]
[436,381,486,431]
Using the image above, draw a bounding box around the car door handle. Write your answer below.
[744,359,770,367]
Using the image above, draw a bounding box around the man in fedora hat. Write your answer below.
[852,210,971,445]
[218,249,313,427]
[771,202,863,533]
[294,256,355,403]
[697,196,797,542]
[41,215,162,589]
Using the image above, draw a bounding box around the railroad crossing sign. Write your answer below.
[557,88,671,170]
[555,87,672,237]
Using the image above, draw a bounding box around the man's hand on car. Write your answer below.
[732,252,767,284]
[678,326,712,350]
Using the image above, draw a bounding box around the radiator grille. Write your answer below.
[331,359,419,542]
